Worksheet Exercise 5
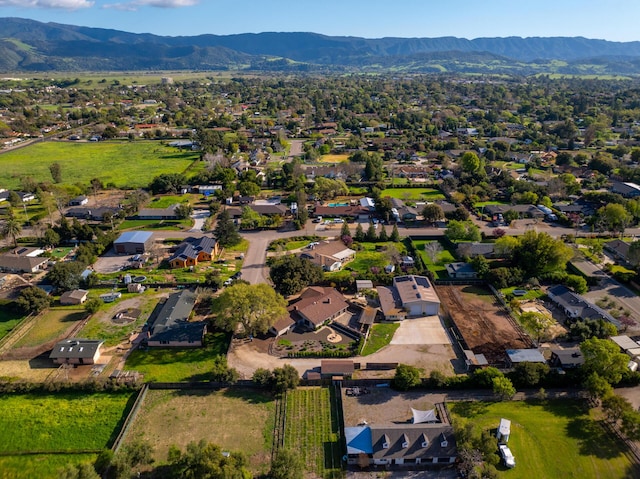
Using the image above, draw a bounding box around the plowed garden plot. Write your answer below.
[436,285,532,364]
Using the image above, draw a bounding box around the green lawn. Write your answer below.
[361,322,400,356]
[450,400,636,479]
[380,188,445,201]
[413,239,456,279]
[146,194,195,208]
[346,241,404,275]
[501,287,546,301]
[124,332,231,382]
[0,141,201,189]
[283,388,343,478]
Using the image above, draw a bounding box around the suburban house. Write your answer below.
[378,286,407,321]
[114,231,154,255]
[288,286,349,331]
[168,236,219,269]
[484,204,545,220]
[49,339,104,365]
[66,206,122,221]
[611,181,640,198]
[302,240,356,272]
[604,239,631,263]
[59,289,89,305]
[137,204,180,220]
[147,290,207,347]
[445,262,478,279]
[547,284,620,328]
[0,253,48,274]
[345,424,457,467]
[314,204,370,221]
[390,198,419,223]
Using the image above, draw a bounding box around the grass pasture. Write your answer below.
[0,306,25,342]
[0,391,135,479]
[123,332,231,382]
[319,154,350,163]
[0,141,200,190]
[283,387,343,478]
[450,399,637,479]
[125,388,274,472]
[13,308,86,348]
[118,219,190,231]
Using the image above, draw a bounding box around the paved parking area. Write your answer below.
[390,316,451,345]
[93,249,135,273]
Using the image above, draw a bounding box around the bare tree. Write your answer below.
[424,241,443,263]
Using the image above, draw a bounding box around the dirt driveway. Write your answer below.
[391,316,451,345]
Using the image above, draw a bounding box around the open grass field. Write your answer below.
[283,387,343,478]
[118,219,191,231]
[146,194,194,208]
[0,391,135,479]
[13,308,86,348]
[450,399,638,479]
[0,141,201,190]
[123,332,230,382]
[380,187,445,201]
[319,154,350,163]
[413,239,456,279]
[361,322,400,356]
[125,388,274,473]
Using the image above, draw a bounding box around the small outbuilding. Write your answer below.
[49,339,104,365]
[497,418,511,443]
[59,289,89,305]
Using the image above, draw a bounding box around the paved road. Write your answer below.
[288,139,305,158]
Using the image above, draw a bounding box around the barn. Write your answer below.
[114,231,154,255]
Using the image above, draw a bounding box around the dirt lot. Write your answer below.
[341,387,448,427]
[436,285,532,365]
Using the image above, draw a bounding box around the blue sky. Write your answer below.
[0,0,639,41]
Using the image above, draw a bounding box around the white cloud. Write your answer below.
[0,0,93,8]
[103,0,197,10]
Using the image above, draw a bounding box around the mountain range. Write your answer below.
[2,17,640,75]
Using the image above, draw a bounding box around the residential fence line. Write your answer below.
[111,384,149,454]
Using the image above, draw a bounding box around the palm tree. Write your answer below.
[2,209,22,248]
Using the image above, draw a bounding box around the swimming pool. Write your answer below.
[328,202,349,207]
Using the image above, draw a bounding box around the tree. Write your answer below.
[269,255,324,296]
[422,203,444,224]
[424,241,443,262]
[354,223,365,242]
[492,376,516,401]
[364,153,385,181]
[8,190,21,208]
[212,283,287,337]
[240,206,264,230]
[16,286,51,314]
[512,230,573,277]
[460,151,485,175]
[365,223,377,242]
[204,269,223,290]
[58,462,100,479]
[598,203,630,235]
[272,364,300,393]
[510,362,550,387]
[602,393,634,423]
[49,162,62,183]
[174,203,193,220]
[340,221,351,238]
[213,209,241,247]
[445,220,481,242]
[237,180,261,197]
[519,311,555,345]
[269,449,303,479]
[47,261,86,292]
[394,364,422,390]
[581,337,629,385]
[42,228,61,248]
[149,173,187,195]
[84,298,102,315]
[1,208,22,248]
[390,224,400,242]
[167,440,250,479]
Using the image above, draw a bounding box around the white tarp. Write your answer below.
[411,408,437,424]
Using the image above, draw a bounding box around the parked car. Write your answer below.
[499,444,515,468]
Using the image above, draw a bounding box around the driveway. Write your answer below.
[391,316,451,345]
[189,209,210,232]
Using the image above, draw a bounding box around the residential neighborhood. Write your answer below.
[4,71,640,479]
